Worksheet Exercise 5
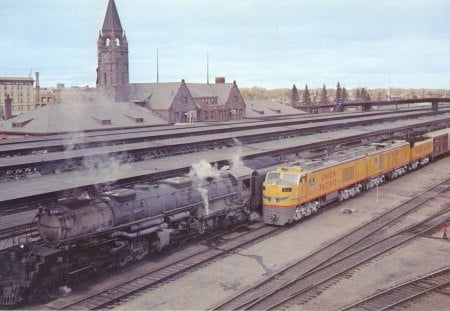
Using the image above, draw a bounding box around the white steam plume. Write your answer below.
[231,138,244,169]
[188,159,220,215]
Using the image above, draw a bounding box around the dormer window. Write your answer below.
[105,38,111,46]
[116,38,120,46]
[201,97,217,105]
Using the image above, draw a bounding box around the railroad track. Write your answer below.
[2,109,450,183]
[0,222,38,243]
[341,267,450,311]
[2,113,450,214]
[45,223,285,310]
[211,179,450,310]
[0,114,450,216]
[0,106,441,158]
[219,208,450,310]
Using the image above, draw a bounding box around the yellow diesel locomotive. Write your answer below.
[263,138,434,225]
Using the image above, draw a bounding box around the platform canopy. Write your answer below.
[0,100,167,135]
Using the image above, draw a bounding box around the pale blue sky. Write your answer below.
[1,0,449,89]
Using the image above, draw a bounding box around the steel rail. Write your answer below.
[248,208,450,310]
[0,222,37,243]
[49,224,284,310]
[211,179,450,310]
[340,267,450,311]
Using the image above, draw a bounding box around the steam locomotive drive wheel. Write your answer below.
[132,242,149,260]
[28,275,55,303]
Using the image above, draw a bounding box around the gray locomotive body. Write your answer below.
[0,166,257,306]
[38,165,255,246]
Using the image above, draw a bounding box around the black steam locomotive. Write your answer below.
[0,163,274,306]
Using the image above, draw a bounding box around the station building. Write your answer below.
[99,0,246,123]
[0,76,35,118]
[131,78,246,124]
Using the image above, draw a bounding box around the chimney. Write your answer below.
[4,94,12,120]
[35,72,40,105]
[215,77,225,84]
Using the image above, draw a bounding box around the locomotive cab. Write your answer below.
[262,166,307,225]
[262,166,304,208]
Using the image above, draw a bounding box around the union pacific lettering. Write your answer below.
[318,170,338,191]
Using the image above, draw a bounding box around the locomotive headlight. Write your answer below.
[282,187,292,192]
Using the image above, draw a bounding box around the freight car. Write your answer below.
[424,128,450,158]
[262,132,448,225]
[0,163,275,306]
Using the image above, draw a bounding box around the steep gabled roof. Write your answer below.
[130,82,182,110]
[130,82,240,110]
[102,0,123,33]
[187,83,234,105]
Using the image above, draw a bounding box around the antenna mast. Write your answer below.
[156,49,159,83]
[206,53,209,84]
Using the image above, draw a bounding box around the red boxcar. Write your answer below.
[425,129,450,159]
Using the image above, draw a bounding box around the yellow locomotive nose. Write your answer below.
[263,182,294,207]
[262,167,303,225]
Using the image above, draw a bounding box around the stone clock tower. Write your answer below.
[97,0,129,102]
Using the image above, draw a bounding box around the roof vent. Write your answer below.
[251,108,264,115]
[91,116,111,125]
[12,118,34,128]
[269,108,281,113]
[124,114,144,123]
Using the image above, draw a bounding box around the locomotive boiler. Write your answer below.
[39,165,254,246]
[0,165,259,306]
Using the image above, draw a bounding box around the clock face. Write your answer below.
[100,53,108,62]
